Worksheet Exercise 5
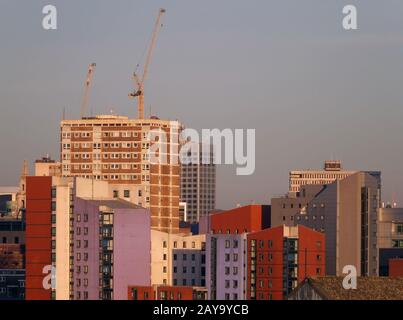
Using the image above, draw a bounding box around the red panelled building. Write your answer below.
[128,286,207,300]
[246,225,325,300]
[389,259,403,277]
[25,176,53,300]
[209,205,271,234]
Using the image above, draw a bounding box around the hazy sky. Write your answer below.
[1,0,403,209]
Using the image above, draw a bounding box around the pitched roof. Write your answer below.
[297,276,403,300]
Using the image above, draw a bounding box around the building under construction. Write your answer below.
[60,9,183,233]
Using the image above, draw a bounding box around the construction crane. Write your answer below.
[130,8,166,119]
[80,63,96,118]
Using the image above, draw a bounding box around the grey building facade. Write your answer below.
[292,172,381,276]
[180,143,216,223]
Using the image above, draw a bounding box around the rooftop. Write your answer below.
[78,198,144,210]
[0,187,19,194]
[294,276,403,300]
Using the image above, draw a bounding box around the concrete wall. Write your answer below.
[206,233,246,300]
[113,207,151,300]
[150,230,206,287]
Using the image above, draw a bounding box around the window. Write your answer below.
[225,240,230,248]
[113,190,119,198]
[124,190,130,198]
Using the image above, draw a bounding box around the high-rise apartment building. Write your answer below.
[60,115,182,233]
[180,143,216,223]
[289,160,356,194]
[293,172,381,276]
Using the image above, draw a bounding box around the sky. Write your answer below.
[1,0,403,209]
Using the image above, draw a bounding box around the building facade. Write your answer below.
[293,172,381,276]
[271,185,324,227]
[246,225,325,300]
[73,198,150,300]
[0,269,25,300]
[180,143,216,223]
[128,285,207,300]
[377,207,403,276]
[206,233,247,300]
[289,160,356,194]
[151,230,206,287]
[60,115,182,233]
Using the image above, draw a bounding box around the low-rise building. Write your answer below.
[73,198,150,300]
[288,277,403,300]
[247,225,325,300]
[206,233,247,300]
[128,285,207,300]
[151,230,206,287]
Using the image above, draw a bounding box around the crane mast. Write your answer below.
[130,8,166,119]
[80,63,96,119]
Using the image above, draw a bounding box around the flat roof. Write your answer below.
[77,198,144,210]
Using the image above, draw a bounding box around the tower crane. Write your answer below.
[80,63,96,119]
[130,8,166,119]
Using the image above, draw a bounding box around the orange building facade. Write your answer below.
[246,225,325,300]
[128,285,207,300]
[25,176,53,300]
[209,205,271,234]
[389,259,403,277]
